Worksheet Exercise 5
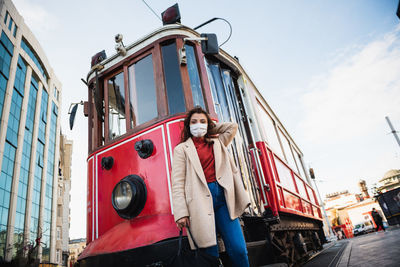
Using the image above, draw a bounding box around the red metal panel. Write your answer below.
[306,185,319,205]
[282,190,302,212]
[302,201,313,216]
[95,125,173,238]
[87,157,94,244]
[255,142,279,217]
[254,142,323,221]
[79,214,179,259]
[277,186,284,207]
[166,119,184,157]
[313,206,322,219]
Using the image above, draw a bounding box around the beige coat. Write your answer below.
[171,122,250,248]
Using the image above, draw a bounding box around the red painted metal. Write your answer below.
[80,214,179,259]
[87,157,94,244]
[82,117,188,259]
[255,141,322,221]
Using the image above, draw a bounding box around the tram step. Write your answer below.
[246,240,267,248]
[258,264,288,267]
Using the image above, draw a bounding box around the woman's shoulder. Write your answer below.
[173,141,188,152]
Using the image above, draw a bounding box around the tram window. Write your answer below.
[161,42,185,114]
[256,102,284,158]
[128,54,157,126]
[206,61,231,122]
[293,147,307,180]
[185,44,205,109]
[277,128,297,170]
[107,72,126,140]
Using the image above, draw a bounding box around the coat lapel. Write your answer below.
[184,138,207,186]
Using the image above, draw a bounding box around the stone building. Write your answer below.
[377,169,400,193]
[68,238,86,267]
[56,135,72,266]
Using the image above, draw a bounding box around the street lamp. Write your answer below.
[309,168,336,240]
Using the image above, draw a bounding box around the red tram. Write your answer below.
[74,5,325,267]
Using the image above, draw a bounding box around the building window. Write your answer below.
[13,25,17,38]
[56,249,60,263]
[8,17,13,31]
[57,226,61,240]
[57,205,62,217]
[54,87,58,100]
[4,11,8,25]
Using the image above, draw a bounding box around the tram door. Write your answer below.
[206,60,262,215]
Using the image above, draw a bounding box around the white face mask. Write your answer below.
[190,123,208,138]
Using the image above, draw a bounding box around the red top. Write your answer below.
[192,137,216,183]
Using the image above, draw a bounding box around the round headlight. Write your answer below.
[111,175,147,219]
[113,181,133,210]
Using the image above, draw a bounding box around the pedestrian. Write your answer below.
[171,106,250,267]
[371,208,385,232]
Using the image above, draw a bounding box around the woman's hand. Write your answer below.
[176,217,190,229]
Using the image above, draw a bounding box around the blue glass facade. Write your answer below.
[0,31,13,123]
[42,102,57,261]
[0,143,16,259]
[14,76,38,248]
[0,7,61,262]
[0,55,26,259]
[20,39,48,82]
[30,90,48,243]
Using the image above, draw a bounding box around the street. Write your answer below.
[304,226,400,267]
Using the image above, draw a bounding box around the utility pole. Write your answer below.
[385,116,400,149]
[309,168,336,240]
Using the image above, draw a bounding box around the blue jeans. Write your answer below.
[202,181,250,267]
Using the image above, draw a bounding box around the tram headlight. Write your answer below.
[113,181,133,209]
[111,175,147,219]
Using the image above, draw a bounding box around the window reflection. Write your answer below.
[278,128,297,169]
[293,148,307,181]
[161,42,185,114]
[108,72,126,139]
[185,44,205,108]
[206,61,231,122]
[128,54,158,126]
[256,102,284,158]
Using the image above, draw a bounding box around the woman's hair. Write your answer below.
[181,106,215,143]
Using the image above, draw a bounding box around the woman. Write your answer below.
[171,106,250,267]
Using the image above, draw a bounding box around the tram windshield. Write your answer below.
[128,54,158,126]
[89,37,211,149]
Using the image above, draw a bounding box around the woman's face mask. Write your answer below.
[190,123,207,138]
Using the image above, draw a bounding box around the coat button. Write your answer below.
[206,194,210,197]
[208,213,212,216]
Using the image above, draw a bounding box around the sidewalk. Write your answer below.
[337,226,400,267]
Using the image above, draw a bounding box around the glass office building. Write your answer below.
[0,1,62,264]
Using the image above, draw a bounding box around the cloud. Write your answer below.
[13,0,58,35]
[300,27,400,144]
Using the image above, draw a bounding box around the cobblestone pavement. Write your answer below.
[304,226,400,267]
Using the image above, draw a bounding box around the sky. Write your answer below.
[11,0,400,239]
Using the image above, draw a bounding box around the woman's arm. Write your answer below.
[208,122,238,146]
[171,145,190,223]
